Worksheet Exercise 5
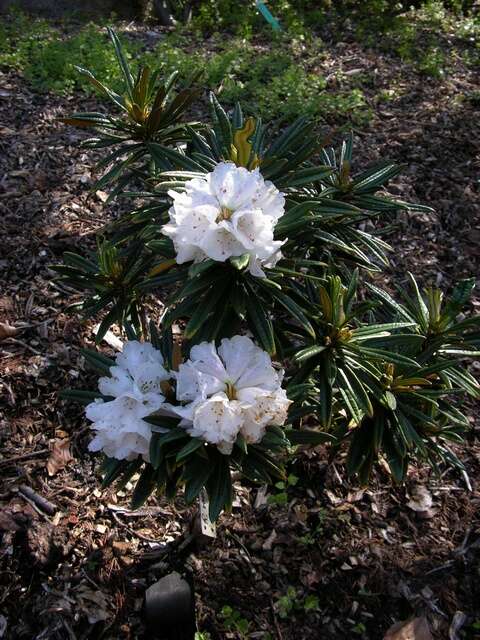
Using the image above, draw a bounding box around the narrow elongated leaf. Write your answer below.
[63,252,98,273]
[206,455,232,521]
[60,389,107,404]
[407,272,430,331]
[131,465,156,509]
[100,457,128,488]
[318,357,333,428]
[351,322,416,338]
[351,346,419,367]
[294,345,326,362]
[366,283,415,322]
[184,278,229,339]
[245,289,275,354]
[176,438,204,462]
[382,428,406,482]
[346,422,374,477]
[80,348,115,374]
[95,305,123,344]
[210,93,232,149]
[340,365,374,417]
[352,163,403,193]
[107,28,134,99]
[148,143,206,172]
[265,287,315,337]
[287,429,334,445]
[184,455,214,504]
[74,66,126,109]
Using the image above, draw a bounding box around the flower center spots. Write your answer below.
[225,381,237,401]
[216,206,234,222]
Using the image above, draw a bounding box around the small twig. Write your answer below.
[81,568,103,592]
[139,304,149,342]
[10,318,56,331]
[17,493,53,522]
[425,529,478,575]
[61,618,77,640]
[455,528,473,556]
[107,504,171,518]
[138,532,195,561]
[110,510,165,544]
[18,484,57,515]
[227,530,252,561]
[176,532,196,554]
[270,596,284,640]
[0,448,49,466]
[4,337,43,356]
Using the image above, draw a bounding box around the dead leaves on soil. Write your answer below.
[46,438,73,476]
[0,322,19,341]
[384,617,433,640]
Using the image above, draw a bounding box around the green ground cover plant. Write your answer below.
[1,3,477,126]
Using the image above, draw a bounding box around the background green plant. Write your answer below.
[1,2,478,124]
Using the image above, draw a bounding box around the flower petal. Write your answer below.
[200,224,244,262]
[117,341,165,380]
[98,366,132,397]
[175,361,223,402]
[209,162,259,210]
[187,394,243,454]
[218,335,258,383]
[189,341,228,383]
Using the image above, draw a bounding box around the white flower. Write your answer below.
[162,162,286,277]
[170,336,292,454]
[85,341,171,461]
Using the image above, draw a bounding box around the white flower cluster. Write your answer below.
[171,335,292,454]
[85,336,291,461]
[162,162,286,277]
[85,341,171,461]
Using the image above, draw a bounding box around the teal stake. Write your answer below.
[256,0,282,31]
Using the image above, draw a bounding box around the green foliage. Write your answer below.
[145,36,371,126]
[0,13,139,94]
[268,473,298,506]
[289,272,479,483]
[353,0,478,78]
[220,606,250,638]
[276,587,319,619]
[0,14,370,126]
[297,510,328,545]
[57,30,479,520]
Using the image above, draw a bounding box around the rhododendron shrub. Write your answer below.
[59,31,480,520]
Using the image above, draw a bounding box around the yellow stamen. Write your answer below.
[216,206,233,222]
[225,381,237,400]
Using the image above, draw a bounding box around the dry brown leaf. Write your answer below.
[0,322,19,341]
[449,612,467,640]
[47,439,73,476]
[0,508,28,532]
[407,485,433,515]
[384,617,433,640]
[75,584,111,624]
[0,614,7,638]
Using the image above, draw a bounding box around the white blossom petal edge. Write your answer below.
[171,336,292,454]
[162,162,286,277]
[85,341,171,461]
